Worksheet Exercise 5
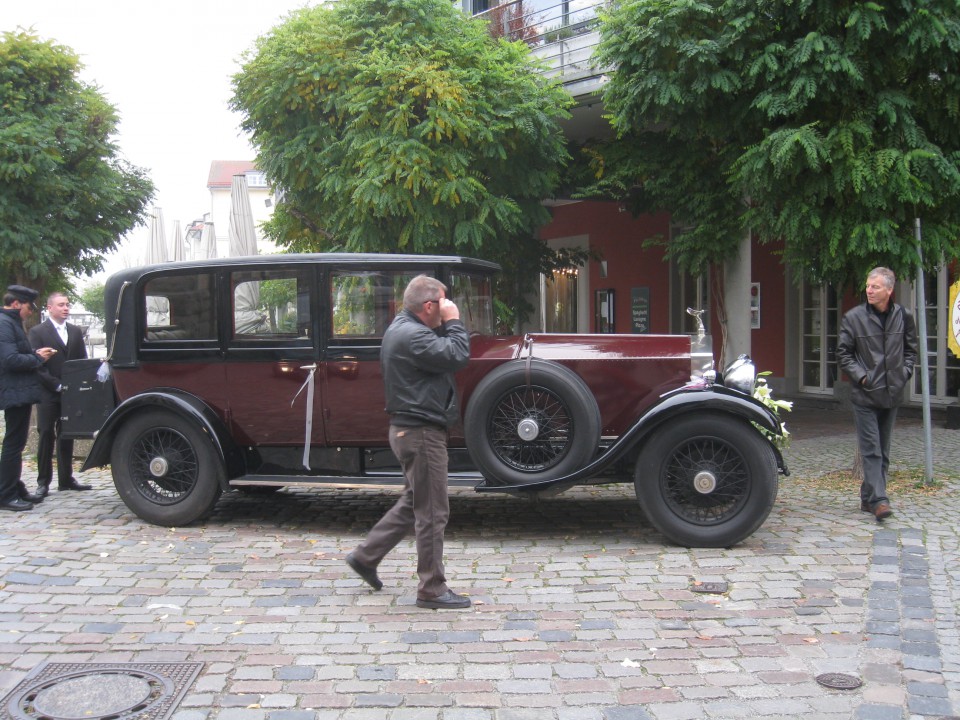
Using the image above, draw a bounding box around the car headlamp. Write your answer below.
[722,355,756,395]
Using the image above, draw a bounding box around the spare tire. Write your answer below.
[464,359,601,486]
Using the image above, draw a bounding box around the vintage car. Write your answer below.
[61,254,786,547]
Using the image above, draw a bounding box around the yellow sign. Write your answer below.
[950,279,960,359]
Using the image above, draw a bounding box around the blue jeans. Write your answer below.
[852,403,899,507]
[353,425,451,599]
[1,404,33,503]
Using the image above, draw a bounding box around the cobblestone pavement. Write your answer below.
[1,407,958,720]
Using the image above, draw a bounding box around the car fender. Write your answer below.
[81,389,244,488]
[475,384,785,493]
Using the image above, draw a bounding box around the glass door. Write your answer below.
[800,282,840,393]
[910,264,960,403]
[541,268,579,332]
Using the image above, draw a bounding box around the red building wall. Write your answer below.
[750,240,786,377]
[539,201,673,334]
[540,200,792,379]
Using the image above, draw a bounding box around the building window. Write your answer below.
[800,282,840,393]
[541,268,579,332]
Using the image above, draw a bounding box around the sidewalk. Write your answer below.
[0,405,957,720]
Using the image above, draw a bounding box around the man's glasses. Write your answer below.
[424,298,442,306]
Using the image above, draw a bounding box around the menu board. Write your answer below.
[631,287,649,334]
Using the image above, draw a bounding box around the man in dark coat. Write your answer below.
[0,285,57,511]
[29,292,91,496]
[836,267,918,521]
[345,275,473,609]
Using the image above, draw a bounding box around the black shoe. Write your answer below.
[36,485,50,499]
[416,589,471,609]
[19,490,43,504]
[58,479,92,491]
[345,553,383,590]
[1,498,34,512]
[860,500,872,513]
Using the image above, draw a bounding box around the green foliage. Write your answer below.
[587,0,960,286]
[0,31,154,295]
[230,0,574,323]
[78,282,106,323]
[257,278,298,332]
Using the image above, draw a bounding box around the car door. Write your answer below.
[223,266,322,447]
[321,269,420,444]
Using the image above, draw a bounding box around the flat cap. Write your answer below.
[6,285,39,303]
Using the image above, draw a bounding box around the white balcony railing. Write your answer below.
[473,0,606,93]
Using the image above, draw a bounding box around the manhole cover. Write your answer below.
[815,673,862,690]
[691,581,728,594]
[2,662,203,720]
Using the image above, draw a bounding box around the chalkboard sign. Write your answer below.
[631,287,650,333]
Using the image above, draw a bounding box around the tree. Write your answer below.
[78,282,106,323]
[0,31,154,296]
[230,0,581,326]
[586,0,960,288]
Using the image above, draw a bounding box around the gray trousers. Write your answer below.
[352,425,450,599]
[852,403,899,507]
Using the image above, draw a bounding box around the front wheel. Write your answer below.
[110,410,224,526]
[634,414,778,548]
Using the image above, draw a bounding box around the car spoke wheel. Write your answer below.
[111,410,223,526]
[659,436,750,524]
[488,384,576,472]
[635,414,777,547]
[464,359,600,486]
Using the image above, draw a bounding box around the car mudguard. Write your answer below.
[81,389,244,489]
[475,383,786,493]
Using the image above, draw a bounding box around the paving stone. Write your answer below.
[1,411,959,720]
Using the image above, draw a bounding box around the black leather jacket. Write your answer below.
[836,302,918,409]
[0,307,43,410]
[380,309,471,428]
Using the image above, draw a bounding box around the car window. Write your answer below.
[230,269,311,341]
[142,272,216,342]
[449,271,494,335]
[330,271,418,338]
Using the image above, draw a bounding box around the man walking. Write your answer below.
[345,275,472,609]
[29,292,91,497]
[836,267,918,521]
[1,285,57,511]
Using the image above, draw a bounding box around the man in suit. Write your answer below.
[29,292,91,497]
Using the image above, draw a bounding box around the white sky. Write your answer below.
[1,0,315,282]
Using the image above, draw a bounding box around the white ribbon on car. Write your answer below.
[291,364,317,470]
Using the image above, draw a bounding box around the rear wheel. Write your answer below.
[111,410,223,526]
[464,359,601,486]
[634,414,777,547]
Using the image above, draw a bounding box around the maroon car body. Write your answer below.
[62,254,784,547]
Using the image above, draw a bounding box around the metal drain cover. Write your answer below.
[815,672,862,690]
[2,662,203,720]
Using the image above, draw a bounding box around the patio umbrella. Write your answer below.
[147,206,169,264]
[200,221,218,259]
[145,207,169,324]
[228,174,264,332]
[170,220,185,262]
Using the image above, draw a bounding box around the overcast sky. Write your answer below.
[1,0,315,280]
